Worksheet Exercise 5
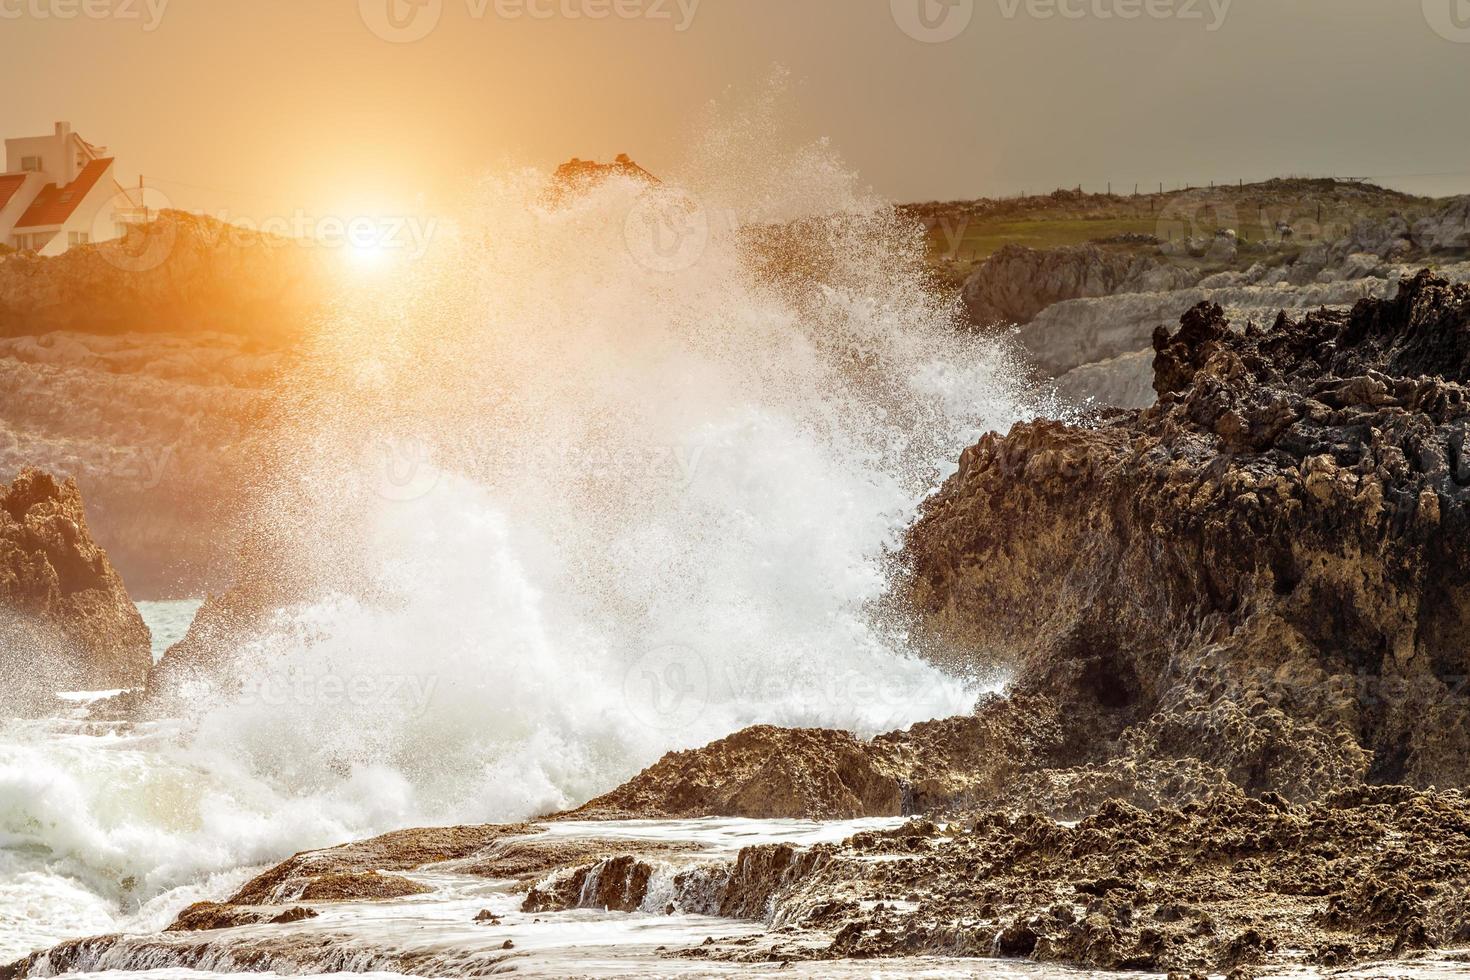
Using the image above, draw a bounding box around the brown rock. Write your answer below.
[0,468,150,709]
[563,726,904,820]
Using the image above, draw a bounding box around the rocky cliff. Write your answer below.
[0,469,150,709]
[909,270,1470,800]
[0,211,328,340]
[960,242,1196,328]
[0,331,286,596]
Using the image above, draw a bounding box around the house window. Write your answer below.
[20,156,42,172]
[68,231,91,246]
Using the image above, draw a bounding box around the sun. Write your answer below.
[343,239,393,273]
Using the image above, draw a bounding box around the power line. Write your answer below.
[137,174,288,205]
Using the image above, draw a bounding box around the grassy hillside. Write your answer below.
[905,177,1437,287]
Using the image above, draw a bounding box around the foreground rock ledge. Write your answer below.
[8,786,1470,976]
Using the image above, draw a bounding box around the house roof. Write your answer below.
[14,158,112,229]
[0,174,26,212]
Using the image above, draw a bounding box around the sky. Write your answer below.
[2,0,1469,224]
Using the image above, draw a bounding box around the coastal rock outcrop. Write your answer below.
[0,468,150,708]
[960,243,1195,328]
[561,726,905,820]
[909,270,1470,800]
[576,270,1470,822]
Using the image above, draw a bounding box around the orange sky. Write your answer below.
[3,0,1469,226]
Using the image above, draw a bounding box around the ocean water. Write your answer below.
[2,89,1035,975]
[135,599,204,662]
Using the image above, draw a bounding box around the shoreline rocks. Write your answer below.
[0,468,150,709]
[907,271,1470,804]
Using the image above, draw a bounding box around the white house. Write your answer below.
[0,122,144,256]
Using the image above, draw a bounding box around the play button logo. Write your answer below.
[1423,0,1470,42]
[360,0,443,43]
[891,0,975,43]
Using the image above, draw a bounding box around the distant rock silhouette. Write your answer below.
[551,153,658,189]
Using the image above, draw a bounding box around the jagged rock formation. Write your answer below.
[561,726,906,820]
[551,153,657,188]
[960,243,1198,328]
[534,788,1470,972]
[0,469,150,708]
[568,699,1069,821]
[910,270,1470,801]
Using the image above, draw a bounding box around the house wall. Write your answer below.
[4,123,90,184]
[34,163,127,257]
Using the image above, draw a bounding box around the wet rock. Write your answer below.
[458,836,693,883]
[166,902,319,931]
[0,468,151,710]
[224,824,529,906]
[167,902,269,932]
[564,726,905,820]
[910,271,1470,801]
[524,855,656,913]
[295,871,431,902]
